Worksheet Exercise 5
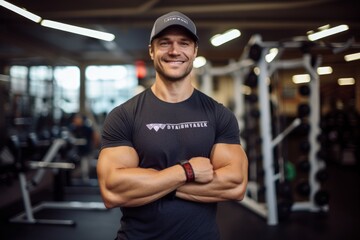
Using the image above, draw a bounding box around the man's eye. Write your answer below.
[180,42,189,46]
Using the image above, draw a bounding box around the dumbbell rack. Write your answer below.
[239,45,299,226]
[237,35,329,225]
[288,59,329,213]
[195,35,329,225]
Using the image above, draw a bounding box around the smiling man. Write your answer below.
[97,11,248,240]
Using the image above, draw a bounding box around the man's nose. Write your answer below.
[168,43,180,55]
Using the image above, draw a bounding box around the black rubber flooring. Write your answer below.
[0,162,359,240]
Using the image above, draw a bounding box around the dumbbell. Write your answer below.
[316,150,328,161]
[314,190,329,206]
[298,157,310,173]
[298,85,310,96]
[296,180,310,197]
[297,122,310,135]
[245,94,258,103]
[250,108,260,118]
[299,140,311,153]
[298,103,310,118]
[248,44,262,62]
[316,169,328,183]
[245,71,258,88]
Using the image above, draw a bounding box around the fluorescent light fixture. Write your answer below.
[317,66,333,75]
[344,52,360,62]
[211,29,241,47]
[318,24,330,31]
[193,56,207,68]
[308,24,349,41]
[1,1,115,41]
[41,19,115,41]
[338,77,355,86]
[0,0,41,23]
[265,48,278,63]
[292,74,310,84]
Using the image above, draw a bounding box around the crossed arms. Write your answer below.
[97,143,248,208]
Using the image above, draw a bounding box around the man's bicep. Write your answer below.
[210,143,247,170]
[98,146,139,171]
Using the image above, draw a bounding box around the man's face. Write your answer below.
[149,27,198,82]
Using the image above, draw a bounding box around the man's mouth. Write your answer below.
[164,59,185,64]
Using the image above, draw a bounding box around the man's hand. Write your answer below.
[188,157,214,183]
[176,144,248,203]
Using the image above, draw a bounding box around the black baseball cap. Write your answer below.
[149,11,199,43]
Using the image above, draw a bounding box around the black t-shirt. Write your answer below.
[102,88,240,240]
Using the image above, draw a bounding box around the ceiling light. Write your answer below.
[41,19,115,41]
[308,24,349,41]
[292,74,310,84]
[317,66,332,75]
[0,0,41,23]
[344,52,360,62]
[265,48,278,63]
[338,78,355,86]
[0,1,115,41]
[211,29,241,47]
[193,56,207,68]
[318,24,331,31]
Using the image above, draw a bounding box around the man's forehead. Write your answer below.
[155,26,195,41]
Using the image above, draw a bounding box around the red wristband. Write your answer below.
[179,160,195,182]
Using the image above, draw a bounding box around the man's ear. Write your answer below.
[148,44,154,60]
[194,44,198,58]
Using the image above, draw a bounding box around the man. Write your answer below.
[97,11,248,240]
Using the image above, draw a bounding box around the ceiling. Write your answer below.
[0,0,359,68]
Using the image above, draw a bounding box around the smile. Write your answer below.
[164,60,185,64]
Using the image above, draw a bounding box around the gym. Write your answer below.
[0,1,359,240]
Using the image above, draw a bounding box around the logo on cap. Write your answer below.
[164,15,189,25]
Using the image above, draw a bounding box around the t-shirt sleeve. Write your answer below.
[101,105,134,149]
[215,104,241,145]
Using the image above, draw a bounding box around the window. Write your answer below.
[29,66,53,98]
[28,66,54,116]
[86,65,138,114]
[54,66,80,114]
[9,65,28,94]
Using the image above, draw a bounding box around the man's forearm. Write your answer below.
[101,165,186,207]
[175,168,246,203]
[176,185,229,202]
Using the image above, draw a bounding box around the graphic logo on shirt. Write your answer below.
[146,121,208,132]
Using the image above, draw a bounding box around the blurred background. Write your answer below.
[0,1,359,240]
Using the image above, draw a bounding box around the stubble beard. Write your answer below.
[155,61,193,82]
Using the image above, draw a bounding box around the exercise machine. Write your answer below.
[7,130,106,226]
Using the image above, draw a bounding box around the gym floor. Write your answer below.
[0,161,359,240]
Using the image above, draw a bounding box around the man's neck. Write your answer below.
[151,78,194,103]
